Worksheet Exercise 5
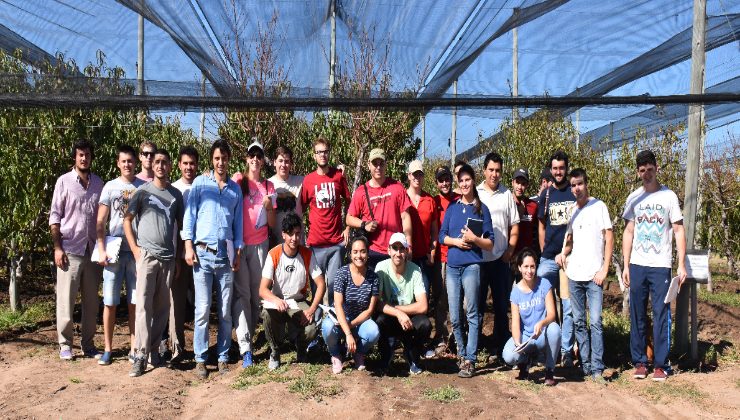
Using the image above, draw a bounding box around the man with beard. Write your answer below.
[136,140,157,182]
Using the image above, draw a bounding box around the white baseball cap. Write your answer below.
[388,232,409,248]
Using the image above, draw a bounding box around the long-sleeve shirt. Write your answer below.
[438,199,494,268]
[49,169,104,256]
[181,171,244,252]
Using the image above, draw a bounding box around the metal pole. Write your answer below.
[677,0,706,356]
[199,72,206,141]
[137,11,144,96]
[329,0,336,96]
[451,80,457,166]
[421,115,426,161]
[576,108,580,148]
[512,8,519,122]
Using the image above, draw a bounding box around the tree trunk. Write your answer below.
[9,249,20,312]
[352,142,368,191]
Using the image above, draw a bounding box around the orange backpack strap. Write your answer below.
[298,246,314,297]
[268,245,282,279]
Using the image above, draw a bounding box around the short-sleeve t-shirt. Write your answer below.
[434,192,460,263]
[99,177,145,251]
[510,278,552,338]
[622,185,683,268]
[375,259,425,306]
[537,184,576,259]
[232,173,276,246]
[408,192,438,259]
[333,265,379,321]
[566,198,613,281]
[127,182,184,260]
[348,179,412,254]
[301,168,350,247]
[268,174,304,244]
[262,246,322,301]
[477,183,520,261]
[172,179,193,205]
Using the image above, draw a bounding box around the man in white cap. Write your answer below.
[346,148,413,270]
[374,232,430,374]
[405,159,438,292]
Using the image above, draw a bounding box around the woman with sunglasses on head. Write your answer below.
[502,247,560,386]
[438,163,494,378]
[321,236,380,374]
[232,140,276,368]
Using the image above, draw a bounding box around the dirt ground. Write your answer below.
[1,282,739,419]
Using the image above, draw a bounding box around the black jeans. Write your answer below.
[375,313,432,364]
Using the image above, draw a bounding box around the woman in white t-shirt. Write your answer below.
[501,248,561,386]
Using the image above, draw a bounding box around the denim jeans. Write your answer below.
[479,258,512,352]
[102,250,137,306]
[502,323,562,370]
[193,248,233,363]
[412,258,433,295]
[321,316,379,357]
[629,264,672,370]
[569,279,604,374]
[312,243,345,306]
[446,263,480,363]
[537,257,574,355]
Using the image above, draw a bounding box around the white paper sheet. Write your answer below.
[686,253,709,279]
[262,298,299,310]
[664,275,681,304]
[91,236,123,264]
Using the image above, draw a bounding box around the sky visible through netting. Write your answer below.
[0,0,738,158]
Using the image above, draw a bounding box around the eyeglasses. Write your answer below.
[141,151,154,157]
[314,149,329,155]
[390,244,406,252]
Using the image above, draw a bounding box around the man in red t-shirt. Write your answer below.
[511,168,538,259]
[346,148,413,270]
[301,137,351,305]
[429,165,460,353]
[406,160,439,292]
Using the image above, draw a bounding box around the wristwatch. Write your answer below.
[360,221,367,231]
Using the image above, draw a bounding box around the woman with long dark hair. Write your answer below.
[438,163,494,378]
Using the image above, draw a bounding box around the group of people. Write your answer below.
[50,135,686,384]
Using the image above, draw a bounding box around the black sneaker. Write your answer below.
[516,363,529,380]
[129,357,146,377]
[195,362,208,379]
[458,360,475,378]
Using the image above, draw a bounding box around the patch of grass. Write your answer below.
[69,377,83,384]
[641,382,707,403]
[288,365,340,402]
[423,384,462,403]
[735,378,740,389]
[717,343,740,365]
[602,309,632,368]
[231,362,291,390]
[698,288,740,307]
[0,301,54,334]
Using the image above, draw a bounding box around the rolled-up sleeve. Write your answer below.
[232,184,244,249]
[49,177,65,226]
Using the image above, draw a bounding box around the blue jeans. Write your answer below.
[446,263,480,363]
[569,279,604,374]
[102,251,137,306]
[537,257,574,355]
[629,264,672,370]
[502,323,562,370]
[312,243,345,306]
[193,248,233,363]
[479,258,512,351]
[412,258,434,295]
[321,316,379,357]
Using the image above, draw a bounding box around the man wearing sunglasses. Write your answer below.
[374,233,430,375]
[137,140,157,182]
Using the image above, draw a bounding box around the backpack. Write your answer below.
[268,244,314,297]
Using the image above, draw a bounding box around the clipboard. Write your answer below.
[466,218,484,237]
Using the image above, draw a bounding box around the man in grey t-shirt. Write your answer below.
[124,149,184,377]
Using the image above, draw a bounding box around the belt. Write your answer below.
[196,243,217,255]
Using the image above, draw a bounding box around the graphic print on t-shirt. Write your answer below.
[111,188,137,218]
[634,202,667,255]
[547,200,574,226]
[315,182,337,209]
[147,194,175,226]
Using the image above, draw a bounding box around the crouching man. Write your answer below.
[375,233,431,374]
[259,212,326,370]
[124,149,184,377]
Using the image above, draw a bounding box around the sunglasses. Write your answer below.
[248,152,264,159]
[390,244,407,252]
[141,151,154,157]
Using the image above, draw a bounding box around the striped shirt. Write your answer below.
[333,265,379,322]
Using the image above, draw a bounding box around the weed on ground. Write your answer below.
[422,384,461,403]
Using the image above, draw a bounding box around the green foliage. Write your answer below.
[422,384,462,403]
[0,49,200,264]
[0,301,54,333]
[699,288,740,307]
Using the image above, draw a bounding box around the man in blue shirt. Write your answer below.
[182,139,243,379]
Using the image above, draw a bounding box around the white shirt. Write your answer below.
[476,182,520,261]
[622,185,683,268]
[262,247,322,301]
[565,198,612,281]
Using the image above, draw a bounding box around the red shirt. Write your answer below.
[301,168,350,247]
[434,192,460,263]
[348,178,412,254]
[514,195,538,255]
[408,191,439,259]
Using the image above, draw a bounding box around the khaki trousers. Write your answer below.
[56,251,102,351]
[134,250,174,356]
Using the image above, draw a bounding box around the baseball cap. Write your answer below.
[540,166,553,182]
[388,232,409,248]
[513,168,529,182]
[435,165,452,180]
[368,148,386,163]
[407,160,424,174]
[247,139,264,153]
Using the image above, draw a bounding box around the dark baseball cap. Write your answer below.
[540,166,553,182]
[513,168,529,182]
[435,165,452,180]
